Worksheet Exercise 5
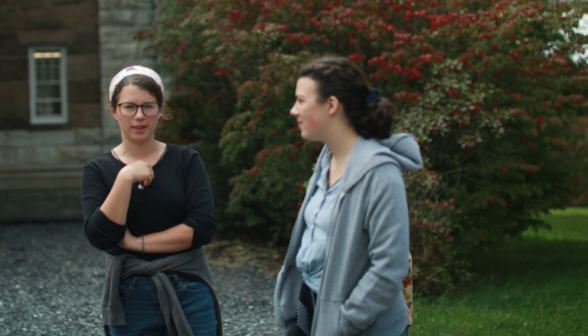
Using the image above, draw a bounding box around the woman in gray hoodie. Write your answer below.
[274,56,422,336]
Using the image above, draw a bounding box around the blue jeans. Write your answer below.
[109,274,217,336]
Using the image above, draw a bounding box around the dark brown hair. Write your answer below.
[299,56,397,139]
[110,75,163,107]
[109,75,172,120]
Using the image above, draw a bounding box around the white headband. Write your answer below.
[108,65,164,102]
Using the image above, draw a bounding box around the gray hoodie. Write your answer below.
[274,133,422,336]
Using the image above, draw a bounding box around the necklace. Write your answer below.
[111,144,168,166]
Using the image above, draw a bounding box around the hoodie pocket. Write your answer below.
[352,301,408,336]
[339,306,362,336]
[311,299,346,335]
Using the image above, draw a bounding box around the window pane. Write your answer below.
[36,84,61,99]
[36,102,62,116]
[30,47,67,123]
[35,54,60,82]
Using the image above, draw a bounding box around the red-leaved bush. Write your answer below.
[140,0,588,293]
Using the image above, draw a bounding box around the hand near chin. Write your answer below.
[120,160,154,188]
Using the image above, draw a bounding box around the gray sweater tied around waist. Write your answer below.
[102,248,221,336]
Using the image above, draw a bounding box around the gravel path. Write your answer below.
[0,222,281,336]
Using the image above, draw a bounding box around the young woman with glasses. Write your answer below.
[274,56,422,336]
[81,66,221,336]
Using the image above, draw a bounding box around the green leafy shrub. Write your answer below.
[404,168,472,294]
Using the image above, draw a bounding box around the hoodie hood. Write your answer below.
[375,133,423,172]
[335,133,423,192]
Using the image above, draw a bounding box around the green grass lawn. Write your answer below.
[410,208,588,336]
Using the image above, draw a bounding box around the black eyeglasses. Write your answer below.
[117,102,161,117]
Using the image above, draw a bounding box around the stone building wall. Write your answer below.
[0,0,103,222]
[0,0,102,131]
[98,0,158,150]
[0,0,158,222]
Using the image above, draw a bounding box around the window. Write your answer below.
[28,46,68,125]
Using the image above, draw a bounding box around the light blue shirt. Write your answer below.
[296,151,341,293]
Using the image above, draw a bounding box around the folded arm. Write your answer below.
[118,150,216,253]
[82,162,126,250]
[82,160,154,250]
[118,224,194,253]
[100,160,154,224]
[83,149,215,253]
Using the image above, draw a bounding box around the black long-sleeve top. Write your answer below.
[81,144,216,261]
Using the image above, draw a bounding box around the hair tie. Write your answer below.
[363,88,380,108]
[108,65,164,102]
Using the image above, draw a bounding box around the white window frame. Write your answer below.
[28,46,68,125]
